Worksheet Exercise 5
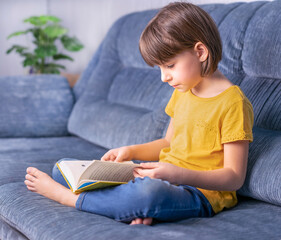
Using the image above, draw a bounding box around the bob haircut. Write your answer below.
[139,2,222,77]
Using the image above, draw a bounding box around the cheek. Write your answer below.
[176,62,200,80]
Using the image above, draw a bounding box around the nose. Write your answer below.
[161,71,172,83]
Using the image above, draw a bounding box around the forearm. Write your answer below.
[129,138,170,161]
[178,167,244,191]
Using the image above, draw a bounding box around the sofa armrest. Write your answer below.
[0,74,74,137]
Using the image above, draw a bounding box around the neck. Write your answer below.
[191,70,230,98]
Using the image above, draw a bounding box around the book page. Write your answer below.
[79,161,140,183]
[58,160,93,190]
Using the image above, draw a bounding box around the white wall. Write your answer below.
[0,0,269,76]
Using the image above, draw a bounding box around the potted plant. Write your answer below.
[6,15,84,75]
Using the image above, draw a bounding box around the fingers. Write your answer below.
[133,169,142,178]
[139,162,159,169]
[114,155,124,162]
[133,168,154,179]
[101,151,116,162]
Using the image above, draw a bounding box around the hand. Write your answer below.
[101,146,133,163]
[133,162,185,185]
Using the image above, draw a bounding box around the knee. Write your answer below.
[52,162,61,181]
[132,177,171,207]
[51,158,73,180]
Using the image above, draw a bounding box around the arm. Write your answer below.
[129,118,174,161]
[135,140,249,191]
[179,140,249,191]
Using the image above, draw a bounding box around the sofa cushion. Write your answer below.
[238,127,281,207]
[0,137,108,186]
[68,11,173,149]
[240,77,281,131]
[0,75,74,137]
[1,183,281,240]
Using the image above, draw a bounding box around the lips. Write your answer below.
[172,84,179,88]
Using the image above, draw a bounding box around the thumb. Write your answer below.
[115,153,124,162]
[140,162,159,168]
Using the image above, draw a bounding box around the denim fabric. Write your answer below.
[0,75,74,137]
[52,159,214,223]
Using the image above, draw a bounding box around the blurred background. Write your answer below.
[0,0,269,77]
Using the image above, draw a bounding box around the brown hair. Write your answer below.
[139,2,222,77]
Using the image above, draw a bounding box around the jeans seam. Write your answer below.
[116,206,201,222]
[76,192,87,210]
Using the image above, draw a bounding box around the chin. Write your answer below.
[176,88,189,93]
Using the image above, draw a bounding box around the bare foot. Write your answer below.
[24,167,79,207]
[130,217,153,225]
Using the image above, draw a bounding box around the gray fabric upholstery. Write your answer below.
[0,1,281,239]
[0,75,74,137]
[238,127,281,206]
[1,184,280,240]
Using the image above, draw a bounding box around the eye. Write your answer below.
[167,64,174,69]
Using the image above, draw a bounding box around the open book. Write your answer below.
[56,160,140,193]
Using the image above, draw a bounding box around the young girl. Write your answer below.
[24,2,254,226]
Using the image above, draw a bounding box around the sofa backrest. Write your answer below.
[69,10,173,149]
[69,1,281,150]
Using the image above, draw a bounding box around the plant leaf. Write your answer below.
[24,16,47,26]
[35,45,57,57]
[53,54,73,61]
[42,65,61,74]
[39,15,61,23]
[23,58,38,67]
[24,15,61,26]
[43,25,68,38]
[6,45,28,54]
[45,63,66,69]
[7,30,30,39]
[61,35,84,52]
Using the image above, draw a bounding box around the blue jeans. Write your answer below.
[52,158,214,223]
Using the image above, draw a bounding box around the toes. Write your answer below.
[130,220,136,225]
[130,218,153,225]
[25,174,36,182]
[26,185,36,192]
[130,218,142,225]
[26,167,43,178]
[143,218,153,225]
[24,180,35,187]
[136,218,143,224]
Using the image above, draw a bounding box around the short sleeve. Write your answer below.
[165,90,178,117]
[221,100,254,144]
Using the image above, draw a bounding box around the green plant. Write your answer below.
[6,15,84,74]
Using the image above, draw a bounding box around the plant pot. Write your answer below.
[60,72,80,87]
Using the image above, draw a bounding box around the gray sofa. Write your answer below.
[1,1,281,239]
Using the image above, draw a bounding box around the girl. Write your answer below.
[24,2,254,226]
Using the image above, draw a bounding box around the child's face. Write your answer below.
[158,49,203,93]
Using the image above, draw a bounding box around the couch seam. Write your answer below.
[240,1,268,76]
[0,214,30,240]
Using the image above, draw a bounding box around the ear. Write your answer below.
[194,42,209,62]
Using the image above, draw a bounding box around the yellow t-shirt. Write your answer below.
[159,85,254,214]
